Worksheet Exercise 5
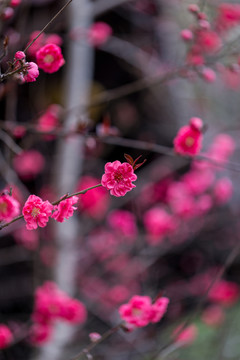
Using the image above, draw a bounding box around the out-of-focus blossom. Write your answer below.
[216,3,240,31]
[0,325,13,349]
[0,193,20,222]
[214,178,233,204]
[201,305,225,327]
[87,22,112,46]
[119,295,169,328]
[208,280,239,306]
[144,207,177,244]
[107,210,138,240]
[173,118,203,156]
[89,332,101,342]
[13,150,45,180]
[173,324,198,346]
[77,176,109,219]
[37,104,61,137]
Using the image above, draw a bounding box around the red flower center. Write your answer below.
[185,136,194,147]
[0,202,8,214]
[44,54,54,64]
[114,171,123,183]
[31,207,40,218]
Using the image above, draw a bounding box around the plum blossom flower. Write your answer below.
[0,325,13,349]
[30,323,52,346]
[208,280,239,306]
[31,281,87,344]
[0,194,20,222]
[37,104,61,137]
[144,207,177,244]
[101,160,137,197]
[173,324,198,346]
[107,210,138,240]
[88,22,112,46]
[51,196,78,223]
[13,150,45,180]
[173,117,203,156]
[77,176,109,219]
[36,44,65,73]
[119,295,169,328]
[22,195,53,230]
[23,62,39,82]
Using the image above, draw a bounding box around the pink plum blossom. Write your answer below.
[107,210,138,240]
[101,160,137,197]
[30,323,52,345]
[201,305,225,327]
[208,134,235,165]
[23,62,39,82]
[208,280,239,306]
[214,178,233,204]
[51,196,78,223]
[88,22,112,46]
[0,325,13,349]
[37,104,61,138]
[36,44,65,73]
[144,207,177,244]
[77,176,109,219]
[10,0,21,7]
[181,29,193,41]
[89,332,101,342]
[174,324,198,346]
[202,67,216,83]
[119,295,169,327]
[22,195,53,230]
[32,282,87,329]
[0,194,20,222]
[13,150,45,180]
[173,118,203,156]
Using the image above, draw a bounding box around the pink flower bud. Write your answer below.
[2,7,14,20]
[14,51,25,60]
[188,4,199,13]
[202,67,216,83]
[89,332,101,342]
[181,29,193,41]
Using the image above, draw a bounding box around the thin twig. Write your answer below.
[23,0,73,53]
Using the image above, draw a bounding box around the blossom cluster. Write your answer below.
[143,132,235,245]
[181,3,240,84]
[30,282,87,345]
[22,194,78,230]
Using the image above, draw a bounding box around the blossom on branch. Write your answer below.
[101,160,137,197]
[173,117,203,156]
[22,195,53,230]
[119,295,169,328]
[36,44,65,73]
[51,196,78,223]
[0,194,20,222]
